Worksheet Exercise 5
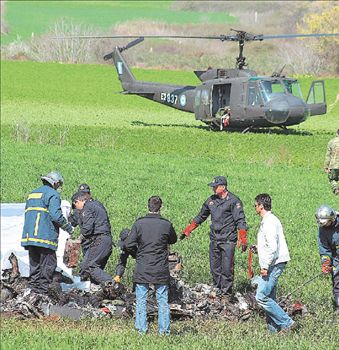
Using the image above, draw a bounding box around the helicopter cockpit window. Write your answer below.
[259,80,285,103]
[283,79,304,100]
[247,84,262,106]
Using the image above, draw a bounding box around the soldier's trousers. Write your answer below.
[332,267,339,308]
[80,234,113,284]
[28,246,57,294]
[209,240,236,295]
[328,169,339,193]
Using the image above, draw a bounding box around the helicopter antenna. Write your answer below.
[271,64,286,78]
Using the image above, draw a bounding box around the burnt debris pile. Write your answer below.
[0,252,306,321]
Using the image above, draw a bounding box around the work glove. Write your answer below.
[63,222,74,235]
[321,257,331,274]
[237,229,248,252]
[114,275,121,283]
[180,220,198,240]
[250,244,258,254]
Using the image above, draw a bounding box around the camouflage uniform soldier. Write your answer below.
[324,129,339,195]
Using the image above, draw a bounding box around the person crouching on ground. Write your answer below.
[71,191,113,285]
[123,196,177,335]
[253,193,295,333]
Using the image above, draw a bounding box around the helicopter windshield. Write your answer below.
[247,83,263,106]
[259,80,286,103]
[282,79,304,100]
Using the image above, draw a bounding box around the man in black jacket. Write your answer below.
[180,176,248,296]
[113,228,136,283]
[72,191,113,284]
[124,196,177,335]
[69,183,91,228]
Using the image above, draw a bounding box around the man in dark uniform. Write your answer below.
[315,205,339,313]
[124,196,177,335]
[114,228,136,283]
[71,191,113,284]
[69,184,92,263]
[21,171,74,294]
[180,176,248,296]
[68,183,91,228]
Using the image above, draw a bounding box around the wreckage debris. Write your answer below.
[0,252,307,321]
[63,238,81,268]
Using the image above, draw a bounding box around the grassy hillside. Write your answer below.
[1,61,338,349]
[1,1,236,45]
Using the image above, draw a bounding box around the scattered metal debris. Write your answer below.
[0,252,307,321]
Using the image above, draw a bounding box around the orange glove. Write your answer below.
[237,229,248,253]
[180,220,198,240]
[114,275,121,283]
[321,257,331,274]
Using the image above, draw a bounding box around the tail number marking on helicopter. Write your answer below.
[160,93,178,105]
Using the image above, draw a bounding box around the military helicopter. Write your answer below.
[63,30,339,131]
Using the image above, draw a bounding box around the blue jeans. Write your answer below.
[254,263,294,333]
[135,283,170,335]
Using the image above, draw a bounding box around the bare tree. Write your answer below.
[29,18,97,63]
[278,41,326,75]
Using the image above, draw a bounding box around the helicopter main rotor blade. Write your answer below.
[53,35,224,40]
[261,33,339,40]
[53,32,339,42]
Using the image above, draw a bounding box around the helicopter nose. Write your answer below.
[286,95,310,119]
[264,95,308,124]
[264,98,289,124]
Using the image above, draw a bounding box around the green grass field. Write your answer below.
[1,60,338,349]
[1,1,236,45]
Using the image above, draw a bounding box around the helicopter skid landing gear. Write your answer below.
[241,126,253,134]
[279,126,289,134]
[209,121,220,132]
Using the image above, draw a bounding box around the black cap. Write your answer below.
[78,183,90,193]
[208,176,227,187]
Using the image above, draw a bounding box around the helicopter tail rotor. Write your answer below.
[119,36,144,52]
[104,37,144,61]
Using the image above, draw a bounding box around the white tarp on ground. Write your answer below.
[0,201,73,279]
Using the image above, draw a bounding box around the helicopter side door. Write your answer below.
[306,80,326,116]
[211,83,231,116]
[194,85,212,120]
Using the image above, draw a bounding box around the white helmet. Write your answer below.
[41,171,64,189]
[315,205,336,227]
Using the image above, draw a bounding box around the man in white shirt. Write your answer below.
[253,193,295,333]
